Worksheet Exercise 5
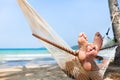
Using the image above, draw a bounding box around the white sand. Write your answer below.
[0,64,120,80]
[0,64,73,80]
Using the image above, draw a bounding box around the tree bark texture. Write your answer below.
[108,0,120,65]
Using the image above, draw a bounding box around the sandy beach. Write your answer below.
[0,63,120,80]
[0,64,73,80]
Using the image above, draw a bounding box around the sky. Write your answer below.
[0,0,120,48]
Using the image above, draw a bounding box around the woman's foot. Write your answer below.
[93,32,103,51]
[78,33,88,61]
[86,32,103,58]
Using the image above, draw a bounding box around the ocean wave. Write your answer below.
[0,54,52,61]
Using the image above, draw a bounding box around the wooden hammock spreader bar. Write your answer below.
[32,33,116,60]
[32,33,75,55]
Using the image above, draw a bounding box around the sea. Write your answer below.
[0,46,116,68]
[0,48,57,67]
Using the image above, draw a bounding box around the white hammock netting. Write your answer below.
[17,0,117,80]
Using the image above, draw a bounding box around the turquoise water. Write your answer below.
[0,47,116,67]
[0,48,48,55]
[0,48,56,67]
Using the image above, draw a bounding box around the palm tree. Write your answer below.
[108,0,120,65]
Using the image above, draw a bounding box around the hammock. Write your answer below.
[17,0,117,80]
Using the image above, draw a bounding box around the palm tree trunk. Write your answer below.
[108,0,120,65]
